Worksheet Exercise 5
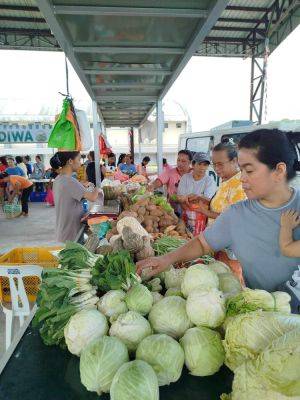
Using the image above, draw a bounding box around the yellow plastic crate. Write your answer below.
[0,246,62,302]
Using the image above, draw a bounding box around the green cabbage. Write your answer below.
[226,288,291,317]
[125,284,153,315]
[223,310,300,371]
[180,327,225,376]
[186,288,225,328]
[222,329,300,400]
[110,360,159,400]
[136,334,184,386]
[148,296,192,339]
[164,267,187,289]
[109,311,151,351]
[80,336,129,395]
[207,260,231,275]
[218,273,242,299]
[181,264,219,298]
[151,292,163,304]
[98,290,128,321]
[64,309,108,356]
[165,287,183,297]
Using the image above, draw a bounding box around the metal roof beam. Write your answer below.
[0,27,53,37]
[213,26,264,33]
[226,6,270,13]
[218,17,262,24]
[96,95,156,102]
[92,84,163,90]
[74,46,184,55]
[84,68,172,76]
[0,5,39,12]
[205,36,249,43]
[0,16,46,23]
[53,5,209,18]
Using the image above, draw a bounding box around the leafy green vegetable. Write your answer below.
[125,284,153,315]
[152,195,173,212]
[59,241,100,270]
[226,288,291,317]
[91,250,140,292]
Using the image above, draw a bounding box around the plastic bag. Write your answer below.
[48,98,76,150]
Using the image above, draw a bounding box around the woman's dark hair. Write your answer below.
[0,156,8,166]
[163,158,167,165]
[50,151,80,169]
[36,155,42,162]
[117,153,126,165]
[213,142,238,161]
[24,155,31,162]
[142,156,150,164]
[15,156,23,164]
[178,149,193,161]
[108,152,115,159]
[89,151,95,161]
[239,129,297,181]
[0,172,8,179]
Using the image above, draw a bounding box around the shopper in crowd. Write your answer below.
[149,150,192,211]
[24,155,33,175]
[138,130,300,292]
[118,153,137,175]
[50,151,100,242]
[163,158,172,173]
[85,151,105,185]
[117,154,126,166]
[107,152,116,167]
[137,156,151,179]
[0,172,33,216]
[32,155,45,192]
[15,156,28,178]
[0,156,8,203]
[191,142,247,283]
[6,157,25,176]
[177,152,216,204]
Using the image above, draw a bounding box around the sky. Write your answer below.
[0,25,299,133]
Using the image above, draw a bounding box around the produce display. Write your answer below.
[32,195,300,400]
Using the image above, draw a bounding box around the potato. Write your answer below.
[143,216,154,226]
[146,204,157,212]
[118,211,138,220]
[145,225,153,233]
[149,209,164,217]
[137,206,146,216]
[136,199,149,207]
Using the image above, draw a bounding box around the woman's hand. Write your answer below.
[281,210,300,230]
[136,254,172,278]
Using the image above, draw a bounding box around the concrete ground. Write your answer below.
[0,202,62,362]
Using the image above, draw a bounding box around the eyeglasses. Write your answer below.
[212,161,231,169]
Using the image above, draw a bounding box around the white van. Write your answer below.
[179,120,300,188]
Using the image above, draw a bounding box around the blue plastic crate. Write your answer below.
[30,191,47,202]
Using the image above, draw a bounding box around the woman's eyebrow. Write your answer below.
[238,162,253,168]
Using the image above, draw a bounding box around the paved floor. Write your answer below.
[0,202,62,361]
[0,202,62,253]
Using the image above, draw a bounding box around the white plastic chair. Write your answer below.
[0,265,42,350]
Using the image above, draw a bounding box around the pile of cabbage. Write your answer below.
[42,253,299,400]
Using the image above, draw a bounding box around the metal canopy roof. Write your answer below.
[0,1,299,127]
[34,0,230,128]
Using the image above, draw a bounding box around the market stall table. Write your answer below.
[0,325,233,400]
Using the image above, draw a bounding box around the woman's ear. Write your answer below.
[274,162,287,182]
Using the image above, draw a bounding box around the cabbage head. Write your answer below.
[136,334,184,386]
[64,309,108,356]
[180,327,225,376]
[207,260,230,275]
[125,284,153,315]
[223,329,300,400]
[226,288,291,317]
[181,264,219,298]
[151,292,163,304]
[110,360,159,400]
[164,267,187,289]
[165,287,183,297]
[148,296,191,339]
[223,310,300,371]
[218,273,242,299]
[80,336,129,395]
[109,311,151,351]
[186,288,225,328]
[98,290,127,321]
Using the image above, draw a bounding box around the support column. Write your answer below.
[92,100,102,187]
[249,54,266,125]
[138,127,142,163]
[156,100,164,175]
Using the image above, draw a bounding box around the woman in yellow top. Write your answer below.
[196,142,247,283]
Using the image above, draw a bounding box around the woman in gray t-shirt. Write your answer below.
[50,152,100,242]
[137,129,300,292]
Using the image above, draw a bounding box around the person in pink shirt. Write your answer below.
[149,150,192,200]
[163,158,172,173]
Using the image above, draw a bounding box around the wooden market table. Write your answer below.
[0,325,233,400]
